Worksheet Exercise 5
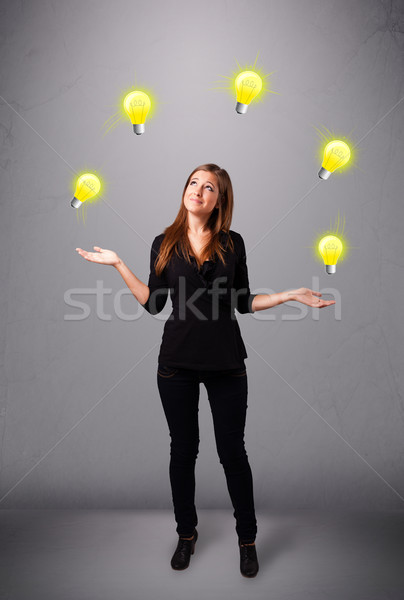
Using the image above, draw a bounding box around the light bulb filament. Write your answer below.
[242,80,258,102]
[243,79,258,89]
[84,180,96,191]
[130,99,145,107]
[332,148,345,159]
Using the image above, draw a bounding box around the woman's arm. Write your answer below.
[75,246,150,306]
[252,288,336,312]
[115,259,150,306]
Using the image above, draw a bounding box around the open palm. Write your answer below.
[75,246,121,267]
[290,287,336,308]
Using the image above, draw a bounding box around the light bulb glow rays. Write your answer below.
[318,140,351,180]
[123,91,151,135]
[318,235,343,274]
[71,173,101,209]
[235,71,263,113]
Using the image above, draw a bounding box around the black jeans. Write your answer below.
[157,362,257,545]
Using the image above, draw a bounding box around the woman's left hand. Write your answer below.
[288,288,336,308]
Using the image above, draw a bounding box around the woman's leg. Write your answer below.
[157,365,200,537]
[203,367,257,544]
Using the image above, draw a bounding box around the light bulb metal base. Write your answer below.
[318,167,331,180]
[235,102,248,114]
[325,264,336,274]
[133,123,145,135]
[71,196,82,209]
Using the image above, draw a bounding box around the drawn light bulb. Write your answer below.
[235,71,262,114]
[318,140,351,180]
[123,91,151,135]
[318,235,343,274]
[71,173,101,208]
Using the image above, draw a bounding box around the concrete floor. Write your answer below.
[1,509,403,600]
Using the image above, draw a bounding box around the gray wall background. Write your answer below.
[1,0,403,510]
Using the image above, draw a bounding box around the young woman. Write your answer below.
[76,163,335,578]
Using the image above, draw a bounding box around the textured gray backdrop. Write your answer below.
[0,0,403,510]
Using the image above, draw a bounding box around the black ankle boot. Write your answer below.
[170,529,198,570]
[239,542,259,577]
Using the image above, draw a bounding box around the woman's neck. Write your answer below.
[188,227,211,237]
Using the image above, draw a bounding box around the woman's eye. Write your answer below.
[189,181,213,191]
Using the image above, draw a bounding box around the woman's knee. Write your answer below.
[170,438,200,462]
[216,443,248,468]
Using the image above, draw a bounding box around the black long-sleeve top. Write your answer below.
[141,230,257,370]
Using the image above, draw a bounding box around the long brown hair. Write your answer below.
[154,164,235,276]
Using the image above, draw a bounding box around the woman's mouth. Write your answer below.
[190,198,202,203]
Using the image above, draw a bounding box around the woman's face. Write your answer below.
[183,170,220,218]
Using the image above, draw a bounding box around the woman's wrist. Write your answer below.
[283,290,296,303]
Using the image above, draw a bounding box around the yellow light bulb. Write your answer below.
[318,140,351,180]
[71,173,101,209]
[318,235,343,274]
[235,70,263,114]
[123,91,151,135]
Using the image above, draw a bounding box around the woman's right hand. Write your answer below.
[75,246,121,267]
